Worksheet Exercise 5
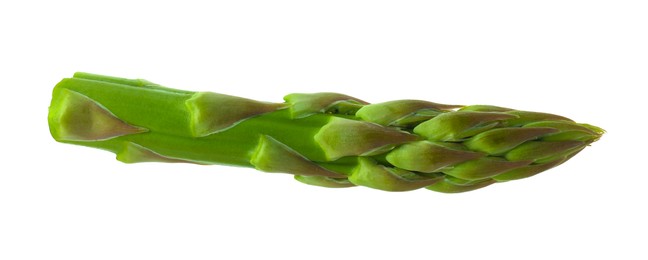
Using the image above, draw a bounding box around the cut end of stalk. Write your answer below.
[48,87,147,142]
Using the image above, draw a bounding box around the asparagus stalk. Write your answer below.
[48,73,604,192]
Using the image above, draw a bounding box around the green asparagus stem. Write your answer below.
[48,73,604,192]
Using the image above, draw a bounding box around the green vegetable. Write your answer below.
[48,73,604,193]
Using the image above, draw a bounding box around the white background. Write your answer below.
[1,1,646,259]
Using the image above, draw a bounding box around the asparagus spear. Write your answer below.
[48,73,604,193]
